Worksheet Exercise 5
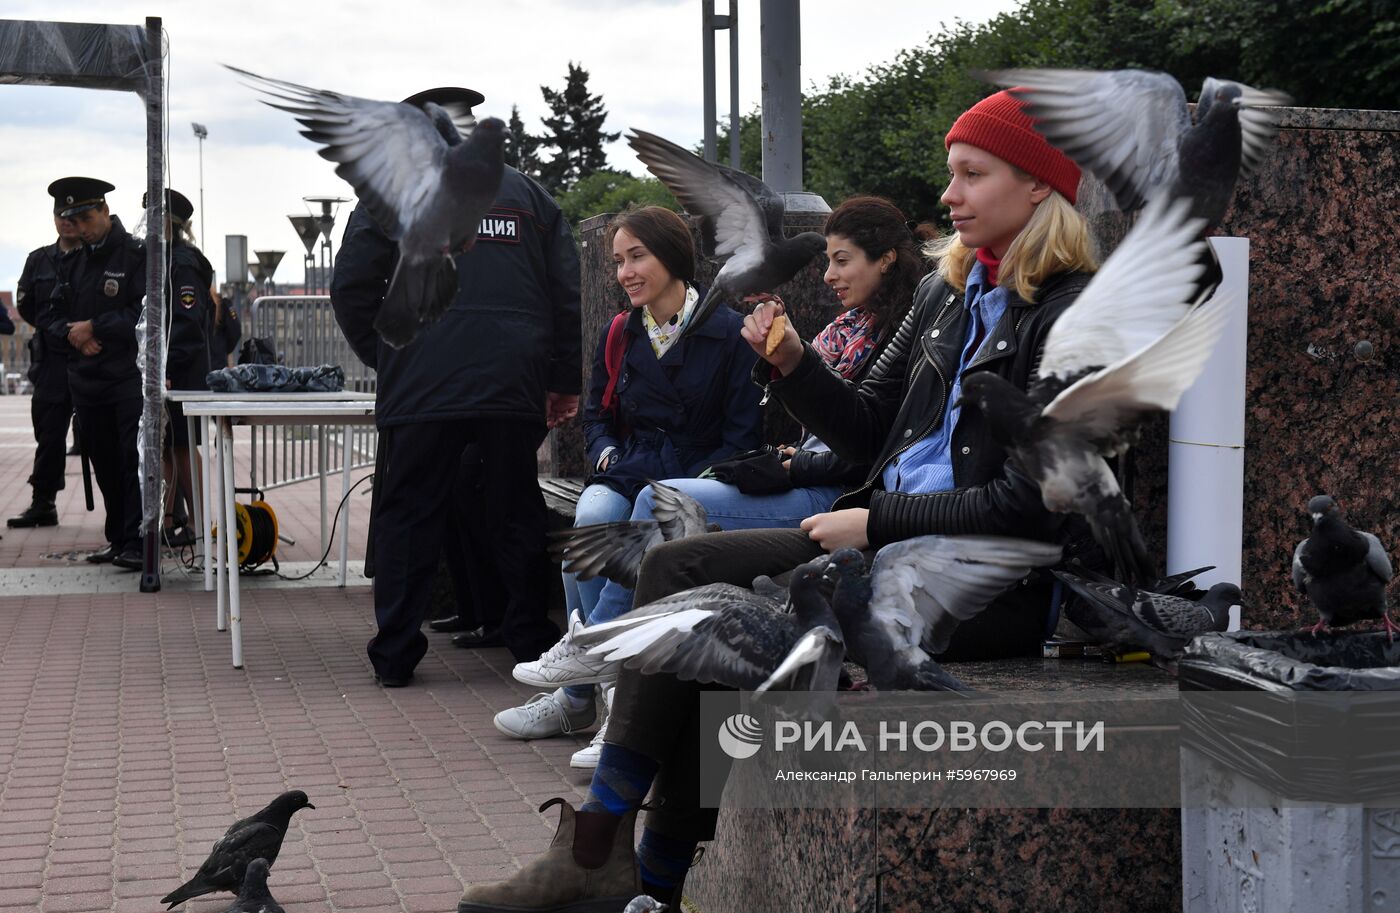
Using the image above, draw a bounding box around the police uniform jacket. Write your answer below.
[36,215,146,406]
[213,299,242,369]
[15,242,74,403]
[582,296,764,502]
[166,240,215,390]
[330,166,582,428]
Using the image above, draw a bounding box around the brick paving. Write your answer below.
[0,395,607,913]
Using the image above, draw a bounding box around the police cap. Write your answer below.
[48,176,115,218]
[142,188,195,223]
[400,86,485,109]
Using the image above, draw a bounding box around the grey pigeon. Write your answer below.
[974,68,1291,233]
[1054,568,1242,658]
[627,128,826,338]
[575,557,845,692]
[161,790,314,909]
[1293,495,1396,638]
[622,896,668,913]
[226,65,505,349]
[549,480,714,589]
[220,859,285,913]
[826,537,1061,689]
[955,195,1233,584]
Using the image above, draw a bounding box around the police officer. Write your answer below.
[332,86,582,687]
[8,199,80,529]
[149,188,215,545]
[35,177,146,570]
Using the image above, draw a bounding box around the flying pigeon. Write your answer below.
[549,480,714,589]
[1293,495,1396,639]
[955,195,1234,584]
[1054,568,1242,658]
[824,537,1061,689]
[626,128,827,338]
[622,896,668,913]
[974,68,1291,232]
[225,65,505,349]
[161,790,314,909]
[574,557,847,693]
[219,859,285,913]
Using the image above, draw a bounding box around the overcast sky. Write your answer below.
[0,0,1022,293]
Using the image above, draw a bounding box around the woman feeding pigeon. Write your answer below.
[490,205,764,742]
[458,90,1101,913]
[494,195,925,769]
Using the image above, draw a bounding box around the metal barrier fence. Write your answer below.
[0,327,34,394]
[246,295,377,491]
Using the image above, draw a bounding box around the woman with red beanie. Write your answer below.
[456,90,1099,913]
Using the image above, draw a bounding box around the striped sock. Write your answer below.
[580,744,658,816]
[637,827,697,894]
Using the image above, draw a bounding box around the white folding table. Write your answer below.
[172,392,376,668]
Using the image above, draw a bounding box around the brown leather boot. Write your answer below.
[458,798,640,913]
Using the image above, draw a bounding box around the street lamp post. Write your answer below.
[304,196,347,294]
[191,122,208,244]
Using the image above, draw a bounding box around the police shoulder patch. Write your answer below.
[179,286,197,309]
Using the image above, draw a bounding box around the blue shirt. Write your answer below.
[881,261,1010,493]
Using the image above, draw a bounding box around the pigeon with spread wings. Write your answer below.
[956,195,1232,584]
[225,65,505,349]
[626,128,826,338]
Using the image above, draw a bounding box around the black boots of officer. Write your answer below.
[7,495,58,528]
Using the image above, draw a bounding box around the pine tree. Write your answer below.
[503,104,543,180]
[536,62,620,195]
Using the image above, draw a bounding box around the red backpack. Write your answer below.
[601,310,630,429]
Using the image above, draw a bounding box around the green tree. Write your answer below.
[503,104,543,181]
[537,62,621,195]
[555,169,678,232]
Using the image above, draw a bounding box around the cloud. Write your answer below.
[0,0,1020,291]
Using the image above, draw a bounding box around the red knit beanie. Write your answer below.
[944,89,1081,204]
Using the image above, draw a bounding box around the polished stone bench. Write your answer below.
[689,659,1181,913]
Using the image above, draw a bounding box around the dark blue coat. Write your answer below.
[330,166,581,428]
[583,298,764,501]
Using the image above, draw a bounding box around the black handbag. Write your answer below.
[701,445,794,495]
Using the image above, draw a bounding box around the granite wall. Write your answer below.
[1080,107,1400,632]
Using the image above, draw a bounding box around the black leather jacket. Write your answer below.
[763,268,1091,548]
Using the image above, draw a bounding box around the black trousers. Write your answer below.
[29,394,73,497]
[75,397,142,550]
[367,418,559,679]
[608,526,1054,841]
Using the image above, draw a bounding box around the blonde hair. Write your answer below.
[924,191,1097,302]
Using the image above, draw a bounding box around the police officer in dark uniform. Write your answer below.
[8,200,81,529]
[35,177,146,570]
[149,188,215,545]
[331,86,582,687]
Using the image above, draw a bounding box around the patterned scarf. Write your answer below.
[811,305,880,380]
[642,284,700,359]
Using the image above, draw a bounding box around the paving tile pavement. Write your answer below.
[0,573,600,912]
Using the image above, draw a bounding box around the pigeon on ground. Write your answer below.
[955,195,1233,584]
[1293,495,1396,639]
[161,790,314,909]
[974,68,1291,232]
[574,557,846,693]
[226,65,505,349]
[219,859,285,913]
[622,896,668,913]
[1053,568,1242,658]
[626,128,826,338]
[549,480,715,589]
[825,537,1062,690]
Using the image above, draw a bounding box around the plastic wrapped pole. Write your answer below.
[139,16,164,592]
[1167,237,1248,626]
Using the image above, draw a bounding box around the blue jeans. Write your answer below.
[563,483,634,621]
[564,478,840,701]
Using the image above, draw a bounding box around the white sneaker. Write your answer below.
[493,688,596,740]
[570,683,613,769]
[512,610,623,688]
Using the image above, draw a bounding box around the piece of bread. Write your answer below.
[765,315,787,356]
